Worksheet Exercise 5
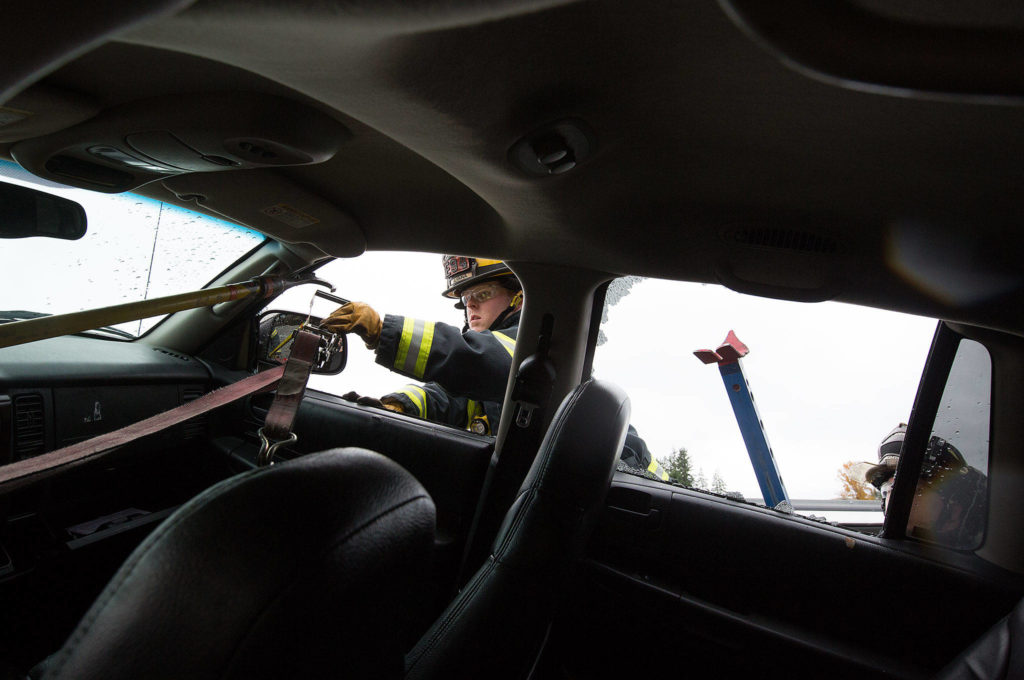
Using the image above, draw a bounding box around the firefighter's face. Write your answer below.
[462,282,513,331]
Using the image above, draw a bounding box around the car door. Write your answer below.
[535,288,1024,679]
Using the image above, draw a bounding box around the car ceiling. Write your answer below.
[3,0,1024,333]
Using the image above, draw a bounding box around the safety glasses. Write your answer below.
[460,282,503,306]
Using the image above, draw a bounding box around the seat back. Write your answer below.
[41,448,435,680]
[405,379,630,680]
[935,598,1024,679]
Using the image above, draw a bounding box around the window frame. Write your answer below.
[883,321,992,547]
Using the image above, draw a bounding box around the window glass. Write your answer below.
[596,277,936,527]
[0,160,265,337]
[268,252,464,399]
[905,339,990,549]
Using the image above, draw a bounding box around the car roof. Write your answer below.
[3,0,1024,332]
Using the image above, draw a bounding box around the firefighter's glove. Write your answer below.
[323,302,382,349]
[341,391,403,413]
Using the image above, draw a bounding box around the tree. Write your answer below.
[663,447,694,486]
[837,461,881,500]
[711,470,727,494]
[694,467,708,490]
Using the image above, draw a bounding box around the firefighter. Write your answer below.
[323,255,669,479]
[323,256,520,434]
[860,424,986,546]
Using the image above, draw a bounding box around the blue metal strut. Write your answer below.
[695,331,792,512]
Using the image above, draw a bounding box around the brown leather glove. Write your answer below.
[323,302,382,349]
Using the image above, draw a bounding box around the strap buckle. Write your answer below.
[256,428,298,467]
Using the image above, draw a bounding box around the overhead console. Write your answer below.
[10,91,350,193]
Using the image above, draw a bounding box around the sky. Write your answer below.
[277,253,939,503]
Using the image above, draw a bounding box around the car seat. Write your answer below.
[37,448,435,680]
[404,379,630,679]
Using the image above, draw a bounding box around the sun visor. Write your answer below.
[713,224,846,302]
[0,85,99,144]
[10,92,349,192]
[720,0,1024,100]
[161,170,366,258]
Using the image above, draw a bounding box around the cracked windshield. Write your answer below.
[0,160,264,336]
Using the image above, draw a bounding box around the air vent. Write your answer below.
[13,393,45,459]
[179,388,208,440]
[723,227,839,255]
[155,347,190,362]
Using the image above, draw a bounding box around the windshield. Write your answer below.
[0,160,265,337]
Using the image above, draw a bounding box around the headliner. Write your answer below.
[3,0,1024,332]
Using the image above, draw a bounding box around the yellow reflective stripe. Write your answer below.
[398,386,427,419]
[492,331,516,357]
[394,317,416,372]
[648,458,669,481]
[413,322,435,378]
[466,399,477,427]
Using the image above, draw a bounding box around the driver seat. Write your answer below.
[405,378,631,679]
[38,448,435,680]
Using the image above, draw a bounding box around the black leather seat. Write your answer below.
[405,379,631,680]
[40,448,435,680]
[935,598,1024,679]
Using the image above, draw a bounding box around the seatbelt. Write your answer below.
[256,327,320,466]
[457,313,556,586]
[0,365,285,492]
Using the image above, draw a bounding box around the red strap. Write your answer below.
[0,365,286,491]
[257,328,320,465]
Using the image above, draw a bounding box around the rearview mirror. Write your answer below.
[257,311,347,375]
[0,181,87,240]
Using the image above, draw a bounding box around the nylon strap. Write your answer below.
[0,364,286,492]
[257,327,320,465]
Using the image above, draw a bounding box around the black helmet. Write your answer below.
[863,424,906,488]
[861,424,970,489]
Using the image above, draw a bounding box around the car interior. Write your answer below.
[2,1,1024,678]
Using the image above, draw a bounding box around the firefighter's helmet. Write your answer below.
[441,256,520,303]
[861,424,970,489]
[862,423,906,488]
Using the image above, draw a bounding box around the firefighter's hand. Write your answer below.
[341,391,403,413]
[323,302,382,349]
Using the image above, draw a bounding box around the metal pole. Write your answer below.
[0,276,295,350]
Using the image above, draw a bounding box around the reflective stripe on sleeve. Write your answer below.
[394,318,436,379]
[648,458,670,481]
[492,331,516,357]
[414,322,435,378]
[398,386,428,419]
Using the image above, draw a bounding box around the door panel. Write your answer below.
[542,473,1023,679]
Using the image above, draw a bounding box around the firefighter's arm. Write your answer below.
[381,382,466,428]
[375,315,515,402]
[621,425,669,481]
